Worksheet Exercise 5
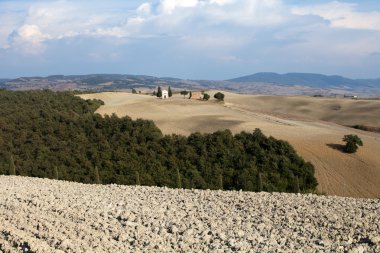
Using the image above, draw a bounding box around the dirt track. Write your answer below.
[80,92,380,198]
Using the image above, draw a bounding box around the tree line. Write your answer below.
[0,90,318,192]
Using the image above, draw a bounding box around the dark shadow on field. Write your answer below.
[326,143,345,152]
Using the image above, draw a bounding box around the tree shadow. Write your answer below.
[326,143,346,152]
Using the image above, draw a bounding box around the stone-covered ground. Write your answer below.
[0,176,379,252]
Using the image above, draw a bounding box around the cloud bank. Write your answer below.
[0,0,379,79]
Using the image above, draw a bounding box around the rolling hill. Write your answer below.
[228,72,380,89]
[1,73,380,97]
[80,91,380,198]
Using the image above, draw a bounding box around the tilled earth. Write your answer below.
[0,176,379,252]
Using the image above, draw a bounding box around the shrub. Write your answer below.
[180,90,189,99]
[214,92,225,101]
[343,134,363,153]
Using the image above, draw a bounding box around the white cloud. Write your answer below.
[137,3,151,15]
[8,24,50,54]
[0,0,300,54]
[203,0,285,26]
[17,24,49,44]
[127,17,146,26]
[0,8,25,49]
[292,2,380,31]
[1,0,379,61]
[154,0,286,27]
[92,27,127,38]
[209,0,236,6]
[159,0,200,14]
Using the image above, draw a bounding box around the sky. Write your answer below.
[0,0,379,80]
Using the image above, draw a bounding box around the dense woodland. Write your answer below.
[0,90,318,192]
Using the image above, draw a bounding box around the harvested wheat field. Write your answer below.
[80,92,380,198]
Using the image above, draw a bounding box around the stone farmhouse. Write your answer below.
[191,91,204,100]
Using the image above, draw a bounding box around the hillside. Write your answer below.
[0,79,9,87]
[0,90,317,193]
[228,72,380,88]
[1,176,379,252]
[0,74,204,93]
[1,73,380,97]
[80,91,380,198]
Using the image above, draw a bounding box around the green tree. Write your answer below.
[54,166,59,180]
[180,90,189,99]
[214,92,225,101]
[294,176,300,193]
[9,155,16,176]
[189,91,192,99]
[157,87,162,98]
[132,88,137,94]
[176,167,182,188]
[0,90,318,193]
[153,90,156,96]
[95,166,101,184]
[343,134,363,153]
[219,173,223,190]
[257,173,263,192]
[168,86,173,97]
[135,171,140,185]
[203,93,210,101]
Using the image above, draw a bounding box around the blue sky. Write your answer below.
[0,0,379,79]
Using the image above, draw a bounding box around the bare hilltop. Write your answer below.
[80,91,380,198]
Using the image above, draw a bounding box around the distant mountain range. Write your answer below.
[1,73,380,97]
[227,72,380,88]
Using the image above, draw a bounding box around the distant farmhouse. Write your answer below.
[191,91,204,100]
[344,95,358,99]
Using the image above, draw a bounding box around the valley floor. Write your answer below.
[0,176,379,252]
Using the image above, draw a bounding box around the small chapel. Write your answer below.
[161,90,168,99]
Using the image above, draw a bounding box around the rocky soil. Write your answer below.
[0,176,379,253]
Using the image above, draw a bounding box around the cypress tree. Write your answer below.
[9,155,16,176]
[168,86,173,97]
[189,91,192,99]
[176,167,181,188]
[294,177,300,193]
[257,173,263,192]
[54,166,59,180]
[219,173,223,190]
[135,171,140,185]
[95,166,101,184]
[157,87,162,98]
